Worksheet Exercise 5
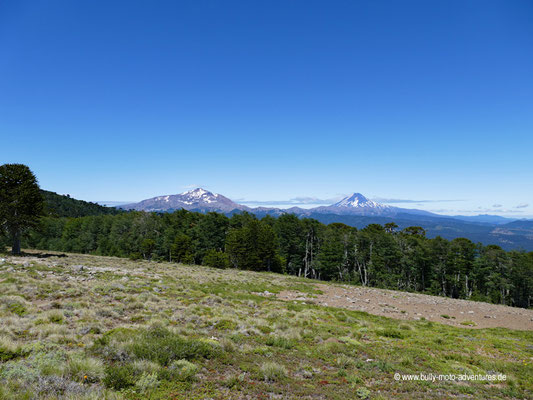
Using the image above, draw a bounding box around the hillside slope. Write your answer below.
[42,190,122,217]
[0,252,531,399]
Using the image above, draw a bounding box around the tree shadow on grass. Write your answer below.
[0,249,67,258]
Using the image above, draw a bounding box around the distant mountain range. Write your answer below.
[120,188,247,213]
[119,188,533,251]
[120,189,435,217]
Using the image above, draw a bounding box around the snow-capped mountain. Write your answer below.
[119,189,438,217]
[332,193,392,210]
[120,188,249,213]
[309,193,396,216]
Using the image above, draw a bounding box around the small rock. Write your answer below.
[153,287,162,293]
[467,311,474,314]
[72,265,85,272]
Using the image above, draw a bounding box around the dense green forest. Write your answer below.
[17,209,533,309]
[41,190,122,217]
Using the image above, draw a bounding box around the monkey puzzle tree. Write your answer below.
[0,164,44,255]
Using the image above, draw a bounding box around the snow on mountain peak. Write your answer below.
[333,193,389,209]
[183,188,208,196]
[180,188,219,203]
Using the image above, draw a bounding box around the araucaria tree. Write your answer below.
[0,164,44,255]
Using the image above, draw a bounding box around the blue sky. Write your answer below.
[1,0,532,217]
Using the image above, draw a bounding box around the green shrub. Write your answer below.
[265,335,294,349]
[67,355,105,383]
[214,319,237,330]
[356,387,371,399]
[0,337,25,362]
[376,328,405,339]
[7,302,27,316]
[159,359,199,382]
[260,361,288,382]
[103,364,137,390]
[0,296,29,316]
[48,310,64,324]
[135,372,160,393]
[128,326,219,366]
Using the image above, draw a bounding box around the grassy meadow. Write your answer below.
[0,251,531,399]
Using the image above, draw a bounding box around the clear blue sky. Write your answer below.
[1,0,532,217]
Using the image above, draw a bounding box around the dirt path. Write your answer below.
[279,283,533,330]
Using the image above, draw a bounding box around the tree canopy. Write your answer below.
[0,164,44,254]
[22,208,533,309]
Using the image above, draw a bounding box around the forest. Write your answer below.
[41,190,123,217]
[18,209,533,309]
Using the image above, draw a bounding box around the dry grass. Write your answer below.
[0,250,531,399]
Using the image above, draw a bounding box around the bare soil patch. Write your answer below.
[279,283,533,330]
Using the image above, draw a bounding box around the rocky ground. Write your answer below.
[279,284,533,330]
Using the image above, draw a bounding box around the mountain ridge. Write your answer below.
[117,188,532,250]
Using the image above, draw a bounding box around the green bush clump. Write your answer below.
[265,335,294,349]
[376,328,405,339]
[0,337,25,362]
[103,364,137,390]
[128,326,219,366]
[48,311,64,324]
[67,355,105,383]
[158,359,199,382]
[7,302,27,316]
[135,372,160,393]
[260,361,288,382]
[214,319,238,330]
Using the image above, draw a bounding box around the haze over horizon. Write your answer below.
[94,187,531,219]
[1,1,532,217]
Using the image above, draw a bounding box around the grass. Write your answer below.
[0,250,532,399]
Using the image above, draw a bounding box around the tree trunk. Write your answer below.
[12,231,21,255]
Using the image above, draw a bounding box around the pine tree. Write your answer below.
[0,164,44,255]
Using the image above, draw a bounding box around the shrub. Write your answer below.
[7,302,27,316]
[128,326,219,366]
[135,372,160,393]
[0,296,29,316]
[67,355,105,383]
[214,319,238,330]
[260,361,288,382]
[48,310,64,324]
[356,387,371,399]
[103,364,137,390]
[335,354,354,369]
[265,335,294,349]
[376,328,405,339]
[32,349,67,376]
[0,336,24,362]
[166,359,199,381]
